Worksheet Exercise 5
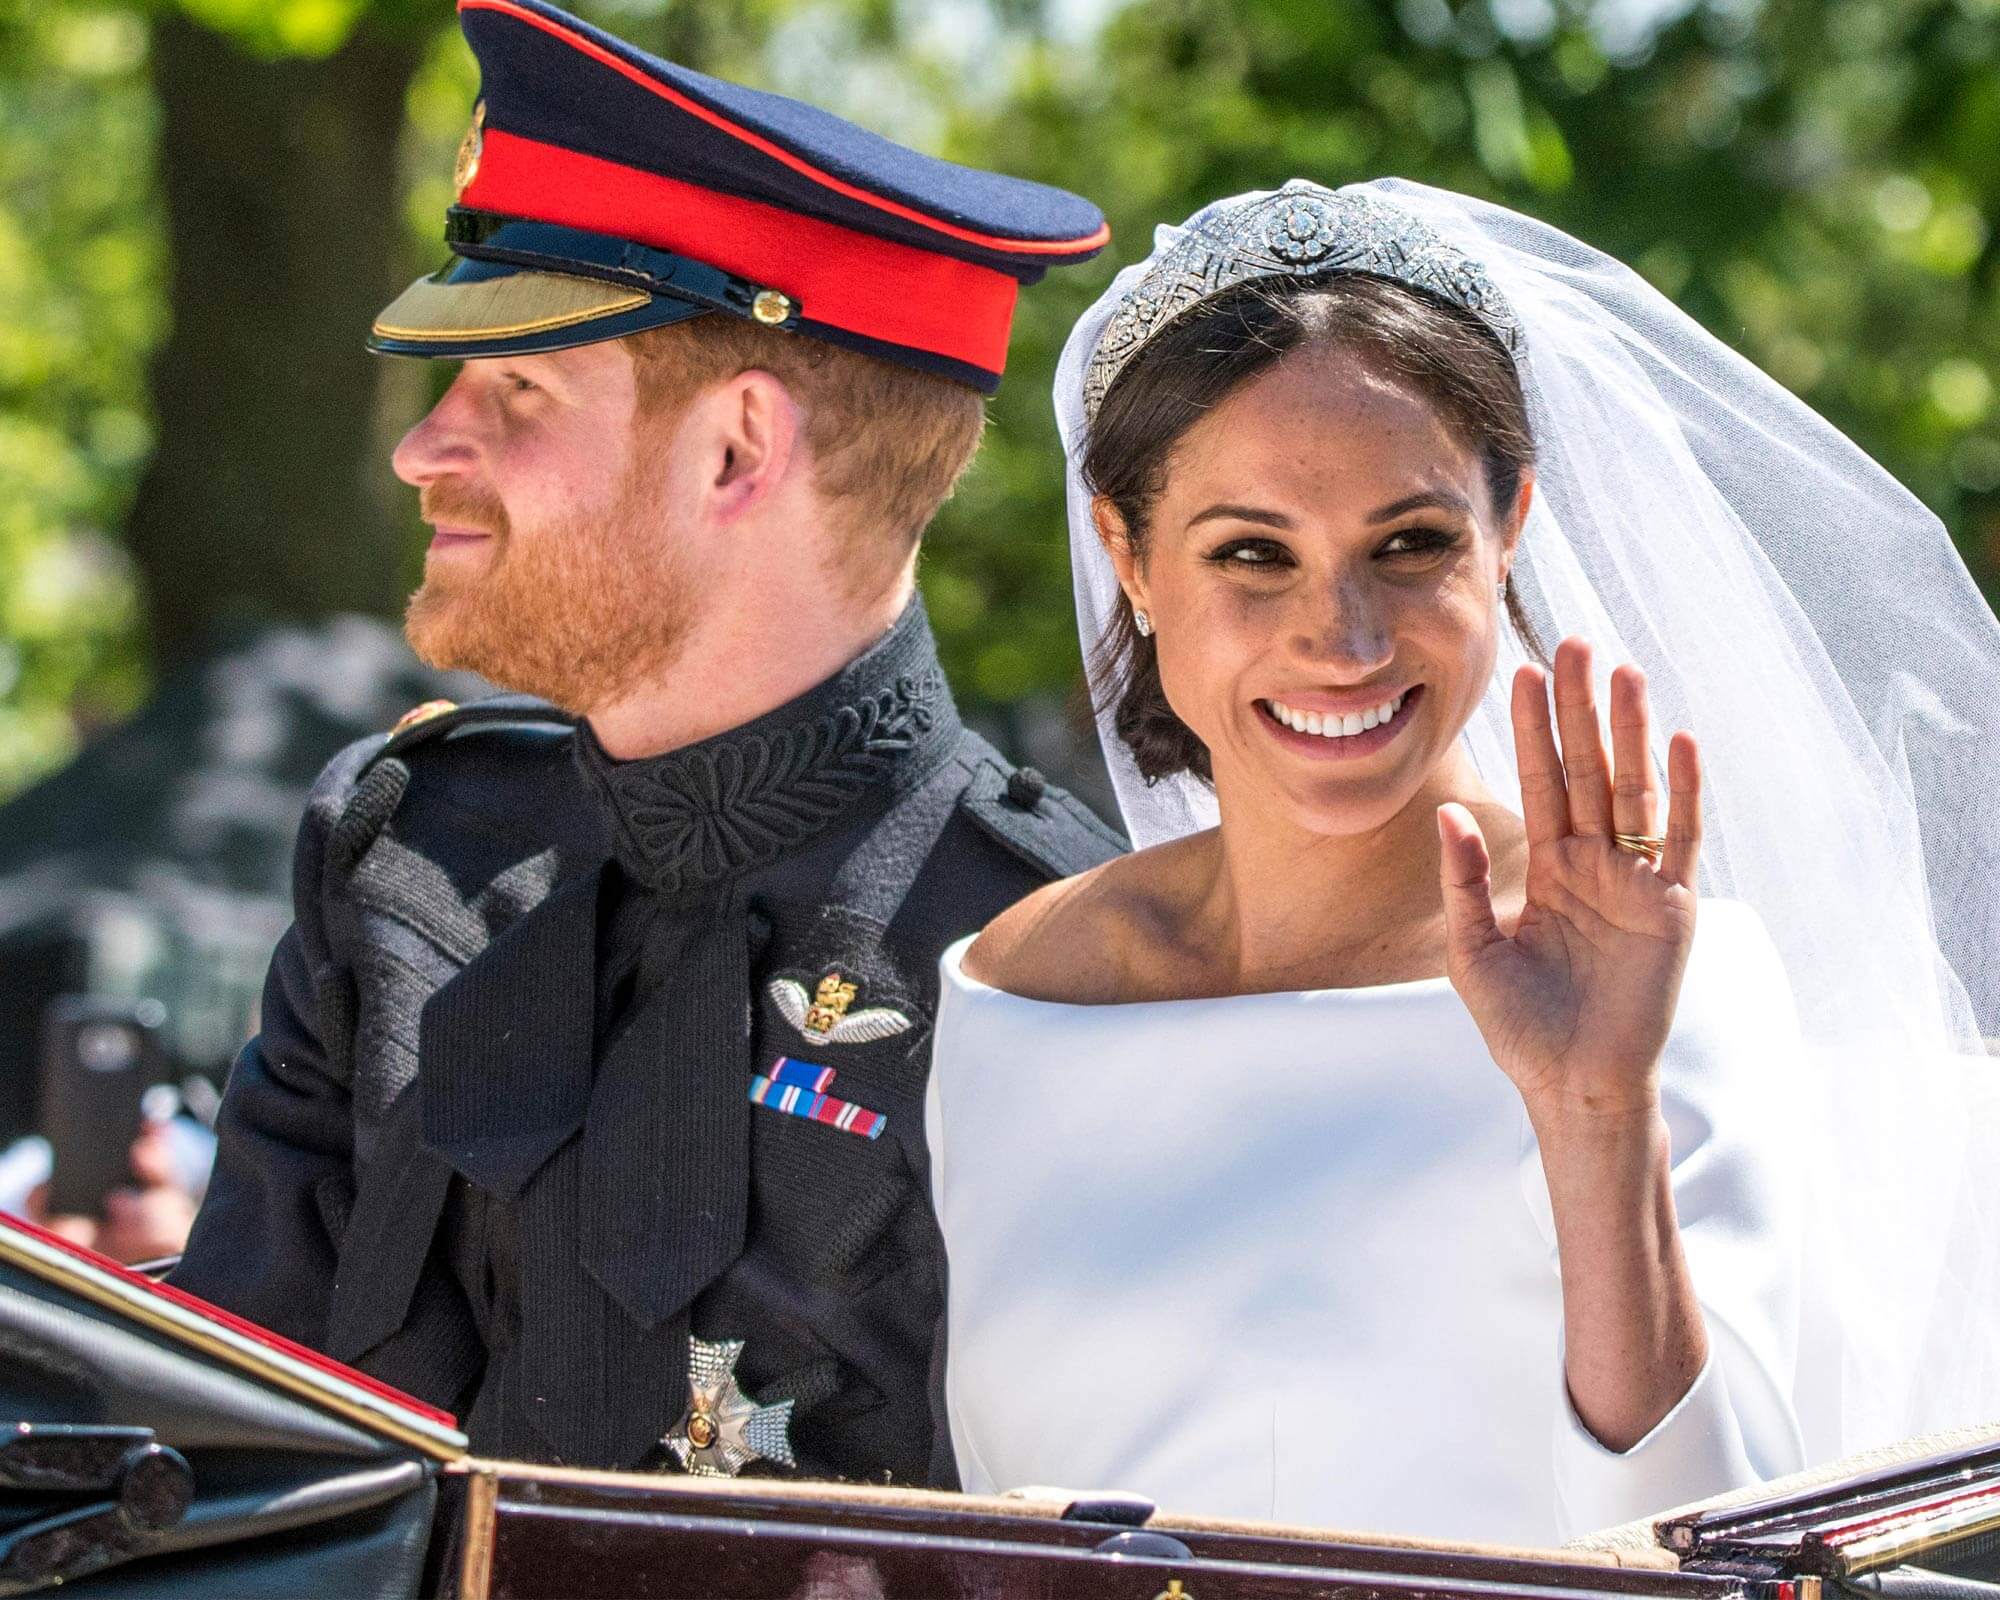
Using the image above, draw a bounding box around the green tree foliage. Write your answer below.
[924,0,2000,704]
[0,5,155,790]
[0,0,1994,797]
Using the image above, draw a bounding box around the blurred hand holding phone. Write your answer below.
[9,995,214,1263]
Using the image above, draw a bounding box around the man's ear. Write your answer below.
[691,369,802,524]
[1093,496,1148,614]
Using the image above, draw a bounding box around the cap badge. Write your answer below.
[768,972,912,1046]
[665,1336,796,1477]
[750,289,794,326]
[453,100,485,199]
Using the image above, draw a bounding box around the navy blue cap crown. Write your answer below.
[370,0,1109,389]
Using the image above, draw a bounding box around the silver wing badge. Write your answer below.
[767,972,912,1046]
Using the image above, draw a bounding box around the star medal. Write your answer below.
[665,1336,796,1477]
[768,970,912,1046]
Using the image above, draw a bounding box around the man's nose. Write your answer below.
[390,371,481,488]
[1291,570,1394,676]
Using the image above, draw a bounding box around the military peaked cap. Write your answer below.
[369,0,1109,391]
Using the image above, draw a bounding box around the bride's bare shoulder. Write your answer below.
[960,835,1207,1004]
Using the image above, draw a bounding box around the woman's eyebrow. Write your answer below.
[1186,503,1293,529]
[1366,489,1474,523]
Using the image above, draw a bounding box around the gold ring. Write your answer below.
[1613,832,1666,861]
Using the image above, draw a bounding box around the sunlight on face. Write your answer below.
[392,341,694,712]
[1129,342,1518,837]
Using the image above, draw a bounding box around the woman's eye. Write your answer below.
[1377,527,1458,557]
[1206,538,1291,568]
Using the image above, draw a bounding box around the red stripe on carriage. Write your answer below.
[0,1214,460,1428]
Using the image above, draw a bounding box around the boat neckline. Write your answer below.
[940,898,1752,1015]
[939,933,1460,1013]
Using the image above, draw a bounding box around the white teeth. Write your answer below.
[1268,692,1408,740]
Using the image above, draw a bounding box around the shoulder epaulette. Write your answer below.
[957,740,1126,881]
[359,692,577,777]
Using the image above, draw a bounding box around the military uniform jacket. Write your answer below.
[171,603,1122,1479]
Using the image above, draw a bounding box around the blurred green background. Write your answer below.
[1,0,1997,800]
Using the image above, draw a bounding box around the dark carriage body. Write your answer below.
[445,1445,2000,1600]
[5,1212,1999,1600]
[449,1463,1722,1600]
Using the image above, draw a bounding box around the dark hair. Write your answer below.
[1081,272,1541,784]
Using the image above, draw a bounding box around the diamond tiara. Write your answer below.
[1081,181,1523,423]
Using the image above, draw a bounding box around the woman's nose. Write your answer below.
[1289,573,1393,677]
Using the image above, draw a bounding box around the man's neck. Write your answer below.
[585,573,916,760]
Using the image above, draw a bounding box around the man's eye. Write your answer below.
[1207,538,1291,568]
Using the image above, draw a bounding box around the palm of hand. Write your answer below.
[1439,641,1702,1123]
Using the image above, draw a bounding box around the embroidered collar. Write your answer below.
[576,598,960,897]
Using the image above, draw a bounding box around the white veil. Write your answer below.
[1055,177,2000,1462]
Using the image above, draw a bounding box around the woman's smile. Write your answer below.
[1256,684,1423,760]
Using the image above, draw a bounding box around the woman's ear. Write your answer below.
[1093,496,1148,613]
[1499,468,1534,580]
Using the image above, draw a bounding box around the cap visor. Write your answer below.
[369,257,707,358]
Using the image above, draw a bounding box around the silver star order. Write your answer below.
[665,1336,797,1477]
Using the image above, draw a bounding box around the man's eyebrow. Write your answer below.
[1186,503,1293,529]
[1366,489,1474,524]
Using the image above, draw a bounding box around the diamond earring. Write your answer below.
[1133,609,1153,638]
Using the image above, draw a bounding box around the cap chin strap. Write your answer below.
[444,206,801,330]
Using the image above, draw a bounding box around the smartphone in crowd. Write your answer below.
[38,995,168,1217]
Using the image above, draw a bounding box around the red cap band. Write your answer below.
[464,129,1021,378]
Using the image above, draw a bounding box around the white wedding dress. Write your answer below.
[926,899,1809,1543]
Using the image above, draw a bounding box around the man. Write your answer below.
[171,0,1122,1482]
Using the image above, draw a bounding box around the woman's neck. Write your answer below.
[1188,746,1519,992]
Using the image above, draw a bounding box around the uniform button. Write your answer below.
[1006,767,1046,809]
[389,698,457,737]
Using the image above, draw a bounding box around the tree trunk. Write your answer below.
[126,15,426,664]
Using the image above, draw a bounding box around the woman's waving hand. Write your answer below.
[1437,637,1702,1122]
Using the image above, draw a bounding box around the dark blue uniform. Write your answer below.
[174,602,1121,1476]
[175,0,1117,1483]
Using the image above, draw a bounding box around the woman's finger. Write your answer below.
[1437,802,1505,971]
[1608,664,1661,844]
[1552,638,1614,835]
[1660,731,1703,888]
[1511,665,1568,846]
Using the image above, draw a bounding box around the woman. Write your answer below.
[925,181,2000,1544]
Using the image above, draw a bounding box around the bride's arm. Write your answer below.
[1532,1103,1706,1451]
[1539,903,1806,1534]
[1441,642,1802,1528]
